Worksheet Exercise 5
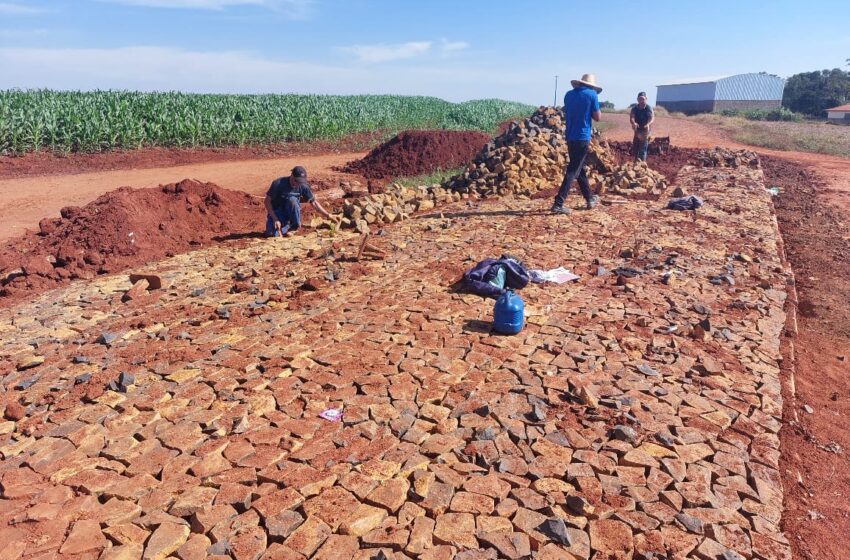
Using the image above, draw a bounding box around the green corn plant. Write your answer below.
[0,90,535,154]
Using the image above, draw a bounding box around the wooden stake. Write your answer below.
[355,233,370,261]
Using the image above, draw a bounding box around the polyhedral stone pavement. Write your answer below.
[0,164,791,559]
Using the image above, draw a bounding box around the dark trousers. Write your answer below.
[633,129,649,161]
[265,196,301,236]
[554,140,592,207]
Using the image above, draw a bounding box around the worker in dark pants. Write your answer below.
[630,92,655,162]
[552,73,602,215]
[264,166,331,237]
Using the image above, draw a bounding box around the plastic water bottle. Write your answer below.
[493,290,524,335]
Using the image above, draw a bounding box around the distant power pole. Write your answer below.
[553,76,559,107]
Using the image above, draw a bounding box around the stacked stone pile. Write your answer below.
[694,147,760,168]
[340,183,462,233]
[335,107,675,234]
[445,107,615,198]
[601,161,668,196]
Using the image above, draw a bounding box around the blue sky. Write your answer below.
[1,0,849,107]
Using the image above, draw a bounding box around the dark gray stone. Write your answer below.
[544,432,570,447]
[537,517,571,545]
[674,512,704,534]
[476,427,497,441]
[14,377,38,390]
[107,371,134,393]
[638,364,660,377]
[610,425,637,444]
[655,431,676,448]
[528,403,546,422]
[97,332,118,346]
[207,540,229,555]
[474,404,491,417]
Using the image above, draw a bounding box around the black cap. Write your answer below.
[291,166,308,186]
[637,91,647,98]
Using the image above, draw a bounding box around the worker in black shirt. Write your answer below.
[630,92,655,162]
[263,166,331,237]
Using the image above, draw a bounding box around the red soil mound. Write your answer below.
[0,179,263,305]
[343,130,490,180]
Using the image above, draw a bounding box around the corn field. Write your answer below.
[0,90,535,154]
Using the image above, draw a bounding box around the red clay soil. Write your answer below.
[767,156,850,560]
[0,179,263,306]
[0,131,385,180]
[342,130,490,180]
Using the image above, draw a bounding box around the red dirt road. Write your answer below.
[603,112,850,560]
[0,152,365,242]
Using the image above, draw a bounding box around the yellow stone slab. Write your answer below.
[96,391,127,409]
[638,442,679,459]
[166,368,200,383]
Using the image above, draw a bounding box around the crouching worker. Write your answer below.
[264,166,331,237]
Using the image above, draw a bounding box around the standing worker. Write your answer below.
[552,73,602,215]
[630,92,655,162]
[264,166,332,237]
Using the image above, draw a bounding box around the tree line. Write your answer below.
[782,61,850,116]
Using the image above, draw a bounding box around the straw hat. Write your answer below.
[571,73,602,93]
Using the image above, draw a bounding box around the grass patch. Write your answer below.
[595,121,614,133]
[684,113,850,158]
[720,107,803,122]
[732,121,850,157]
[393,167,465,187]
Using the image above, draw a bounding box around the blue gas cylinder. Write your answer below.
[493,290,524,335]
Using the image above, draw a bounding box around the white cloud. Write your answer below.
[341,41,432,63]
[98,0,311,16]
[0,28,48,39]
[440,40,469,53]
[0,2,47,15]
[0,45,548,104]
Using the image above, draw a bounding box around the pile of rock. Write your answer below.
[601,160,668,196]
[339,183,462,233]
[694,147,760,168]
[333,107,672,233]
[444,107,615,198]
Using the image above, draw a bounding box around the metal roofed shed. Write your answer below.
[656,73,785,114]
[826,104,850,124]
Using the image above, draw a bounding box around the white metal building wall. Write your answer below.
[714,74,785,101]
[656,81,716,103]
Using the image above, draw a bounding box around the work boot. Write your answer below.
[551,205,572,215]
[585,196,600,210]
